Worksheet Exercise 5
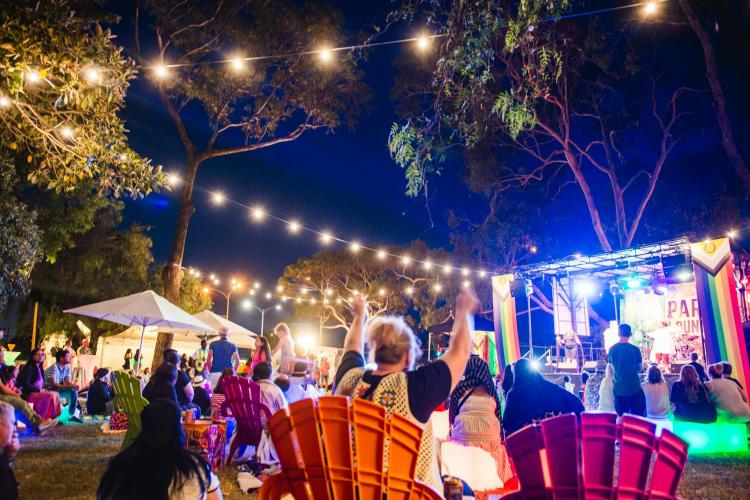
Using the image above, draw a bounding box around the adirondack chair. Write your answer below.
[221,376,272,463]
[259,396,442,500]
[503,412,689,499]
[110,370,149,449]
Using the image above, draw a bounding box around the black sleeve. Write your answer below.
[176,371,190,390]
[333,351,365,389]
[563,388,585,415]
[406,360,452,424]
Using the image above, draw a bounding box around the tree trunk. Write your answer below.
[162,159,200,303]
[679,0,750,193]
[563,148,613,251]
[151,331,174,373]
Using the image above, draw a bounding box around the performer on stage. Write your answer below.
[648,321,678,369]
[557,329,581,366]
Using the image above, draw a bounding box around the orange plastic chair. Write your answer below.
[259,396,441,500]
[221,376,271,463]
[503,412,689,500]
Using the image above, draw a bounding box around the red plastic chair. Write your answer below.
[260,396,441,500]
[221,376,271,463]
[502,412,689,500]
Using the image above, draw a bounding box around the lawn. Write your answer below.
[12,424,750,499]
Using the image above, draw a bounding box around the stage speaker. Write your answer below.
[509,279,526,298]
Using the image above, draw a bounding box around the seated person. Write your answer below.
[706,363,750,422]
[97,400,222,499]
[142,364,179,405]
[641,364,670,419]
[162,349,201,414]
[597,364,615,412]
[503,358,584,435]
[0,401,20,499]
[0,366,56,435]
[448,355,514,485]
[721,362,747,402]
[252,362,287,425]
[283,362,319,404]
[17,348,60,419]
[689,353,709,382]
[44,350,81,421]
[87,368,115,416]
[670,365,716,423]
[191,374,212,417]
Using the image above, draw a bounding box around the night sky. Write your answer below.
[114,1,750,333]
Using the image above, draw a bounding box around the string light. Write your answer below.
[478,270,488,278]
[377,249,387,260]
[276,285,284,292]
[401,255,412,266]
[422,259,433,270]
[60,126,75,140]
[320,231,333,245]
[530,246,538,254]
[26,69,41,84]
[288,220,301,233]
[442,264,452,275]
[349,241,361,253]
[251,206,266,222]
[166,173,181,186]
[405,286,414,296]
[325,289,334,296]
[335,298,342,304]
[229,56,246,72]
[643,1,658,15]
[119,153,128,161]
[462,280,471,289]
[416,34,430,51]
[153,64,169,80]
[265,292,272,299]
[0,96,10,107]
[461,268,470,277]
[211,192,225,205]
[318,48,333,63]
[83,66,102,84]
[727,230,737,239]
[378,287,387,297]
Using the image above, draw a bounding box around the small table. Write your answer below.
[183,420,227,471]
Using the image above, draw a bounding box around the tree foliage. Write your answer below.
[0,0,163,196]
[390,0,706,251]
[135,0,370,301]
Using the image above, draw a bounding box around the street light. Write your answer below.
[242,300,281,336]
[203,281,243,319]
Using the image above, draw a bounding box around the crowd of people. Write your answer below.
[0,292,748,499]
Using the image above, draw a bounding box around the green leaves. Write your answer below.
[0,0,163,198]
[388,122,434,198]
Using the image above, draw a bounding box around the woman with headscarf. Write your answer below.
[97,400,223,499]
[597,364,616,412]
[448,356,514,487]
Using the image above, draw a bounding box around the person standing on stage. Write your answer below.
[607,324,646,417]
[648,321,676,369]
[557,329,581,366]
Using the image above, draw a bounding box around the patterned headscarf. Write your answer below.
[449,355,503,425]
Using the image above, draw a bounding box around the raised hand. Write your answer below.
[456,289,480,315]
[352,294,368,320]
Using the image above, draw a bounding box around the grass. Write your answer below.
[12,424,750,499]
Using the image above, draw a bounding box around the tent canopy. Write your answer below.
[192,310,256,337]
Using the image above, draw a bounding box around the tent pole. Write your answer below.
[136,324,146,374]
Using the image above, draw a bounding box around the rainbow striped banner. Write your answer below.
[691,238,750,400]
[492,274,522,369]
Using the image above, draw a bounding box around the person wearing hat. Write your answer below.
[191,374,212,417]
[87,368,114,416]
[207,327,240,390]
[283,361,319,404]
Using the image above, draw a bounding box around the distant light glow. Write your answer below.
[676,271,693,282]
[242,300,252,310]
[254,282,261,289]
[166,173,181,186]
[433,283,443,293]
[461,268,470,277]
[462,280,471,289]
[298,335,314,349]
[60,126,75,139]
[335,298,342,304]
[478,270,488,278]
[643,1,658,15]
[530,359,540,371]
[325,289,333,296]
[378,287,386,296]
[376,249,387,260]
[416,34,430,50]
[530,245,538,254]
[727,230,737,239]
[422,260,433,270]
[0,96,10,107]
[265,292,272,300]
[625,277,643,289]
[574,279,597,297]
[153,64,169,79]
[26,69,41,84]
[276,285,284,292]
[442,264,452,275]
[401,255,412,266]
[229,56,246,72]
[119,153,127,161]
[405,286,414,295]
[275,304,282,311]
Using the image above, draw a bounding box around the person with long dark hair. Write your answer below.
[448,355,514,485]
[142,365,179,405]
[122,349,132,371]
[17,349,60,419]
[670,364,716,423]
[250,337,272,371]
[97,400,223,499]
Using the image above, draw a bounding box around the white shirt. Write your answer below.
[168,470,220,500]
[706,378,750,421]
[641,381,670,418]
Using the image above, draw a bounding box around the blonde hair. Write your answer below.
[366,316,421,369]
[274,323,291,337]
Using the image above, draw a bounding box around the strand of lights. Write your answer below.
[144,1,670,77]
[171,180,517,278]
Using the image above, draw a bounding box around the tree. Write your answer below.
[677,0,750,193]
[0,0,162,197]
[133,0,370,302]
[389,0,704,252]
[0,160,40,311]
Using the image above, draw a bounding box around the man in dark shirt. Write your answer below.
[607,324,646,417]
[161,349,200,414]
[689,353,709,382]
[503,358,584,435]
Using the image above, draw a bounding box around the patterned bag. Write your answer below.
[108,410,128,431]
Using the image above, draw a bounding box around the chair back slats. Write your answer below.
[506,424,550,499]
[580,412,618,499]
[289,399,331,500]
[223,376,272,462]
[647,429,689,500]
[540,413,580,499]
[267,408,311,500]
[351,399,387,500]
[617,416,657,499]
[385,412,422,500]
[110,371,148,448]
[317,397,356,500]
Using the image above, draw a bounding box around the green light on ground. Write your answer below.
[673,420,749,454]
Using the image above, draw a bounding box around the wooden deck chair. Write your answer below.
[259,396,441,500]
[110,370,148,449]
[222,376,271,463]
[502,412,688,500]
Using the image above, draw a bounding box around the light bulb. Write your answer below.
[422,260,433,270]
[318,48,333,63]
[250,206,266,222]
[211,192,225,205]
[288,220,301,233]
[166,173,181,186]
[0,96,10,107]
[461,268,470,277]
[643,1,657,15]
[320,231,333,244]
[84,66,102,84]
[442,264,452,275]
[26,70,41,84]
[376,249,387,260]
[153,64,169,80]
[349,241,361,253]
[229,56,246,72]
[60,126,75,139]
[416,34,430,50]
[405,286,414,296]
[401,255,412,266]
[433,283,443,293]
